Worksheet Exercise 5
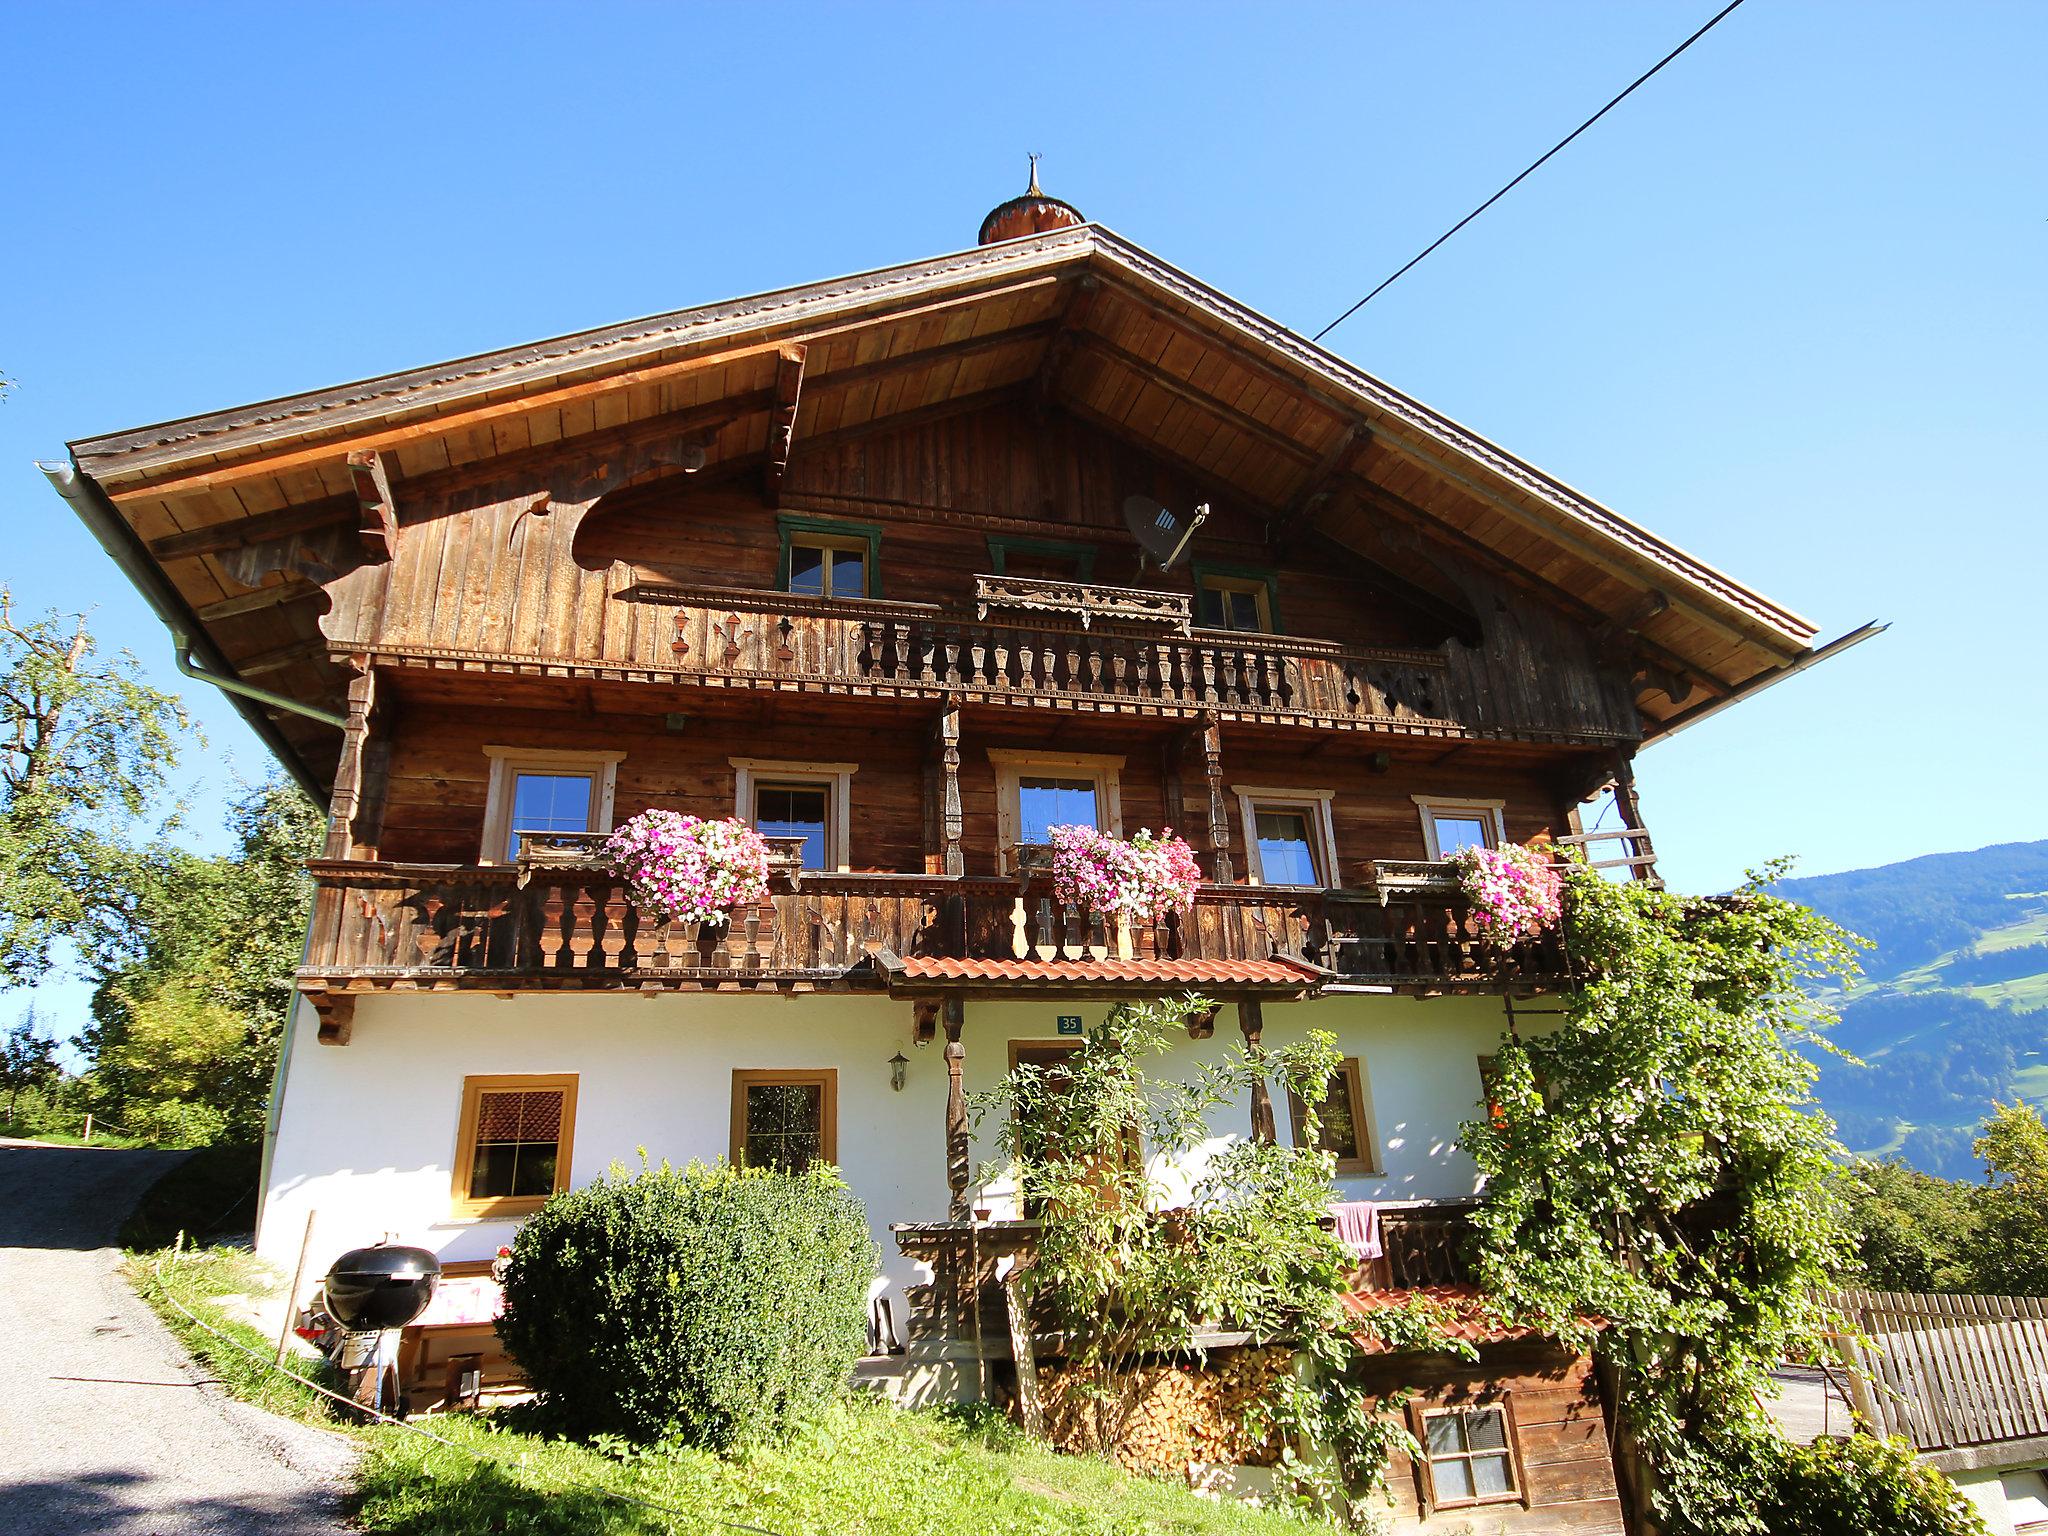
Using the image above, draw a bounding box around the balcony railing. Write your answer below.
[619,583,1454,729]
[299,846,1574,994]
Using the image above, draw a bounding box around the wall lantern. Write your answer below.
[889,1051,909,1093]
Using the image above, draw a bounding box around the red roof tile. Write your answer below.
[893,956,1321,988]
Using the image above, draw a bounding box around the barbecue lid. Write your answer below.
[326,1243,441,1283]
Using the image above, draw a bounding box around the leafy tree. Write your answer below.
[1971,1101,2048,1296]
[1835,1159,1983,1293]
[0,596,191,985]
[84,778,322,1141]
[1,1007,59,1124]
[1462,863,1864,1535]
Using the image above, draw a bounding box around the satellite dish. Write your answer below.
[1121,494,1209,573]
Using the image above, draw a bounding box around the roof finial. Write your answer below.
[1027,153,1042,197]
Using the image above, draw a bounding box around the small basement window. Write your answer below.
[1289,1056,1378,1175]
[731,1069,837,1173]
[1416,1403,1521,1510]
[453,1074,577,1218]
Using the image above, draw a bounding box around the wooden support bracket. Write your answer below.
[764,344,806,507]
[914,998,940,1046]
[346,449,400,562]
[1273,421,1366,540]
[1238,999,1274,1144]
[311,992,355,1047]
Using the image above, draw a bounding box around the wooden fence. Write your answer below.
[1827,1288,2048,1454]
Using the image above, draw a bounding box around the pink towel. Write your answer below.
[1330,1201,1382,1261]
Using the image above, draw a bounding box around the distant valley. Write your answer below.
[1772,840,2048,1178]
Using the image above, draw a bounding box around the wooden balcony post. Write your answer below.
[937,705,964,876]
[1199,718,1235,884]
[1238,999,1276,1144]
[1612,752,1663,889]
[321,663,375,859]
[943,998,970,1218]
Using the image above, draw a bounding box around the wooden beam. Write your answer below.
[763,345,806,508]
[1073,331,1320,465]
[149,495,355,560]
[1033,275,1100,409]
[195,579,315,622]
[1273,420,1366,536]
[811,320,1055,399]
[1595,589,1671,660]
[1197,718,1234,884]
[323,665,376,858]
[935,704,964,876]
[312,991,355,1047]
[943,998,969,1219]
[237,637,330,677]
[1238,1000,1275,1144]
[1052,393,1279,510]
[346,449,399,561]
[107,274,1067,502]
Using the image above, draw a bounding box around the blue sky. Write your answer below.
[1,2,2041,1037]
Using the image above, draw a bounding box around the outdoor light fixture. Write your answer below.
[889,1050,909,1092]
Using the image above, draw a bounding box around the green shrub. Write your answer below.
[127,1100,230,1148]
[497,1159,875,1450]
[1758,1435,1989,1536]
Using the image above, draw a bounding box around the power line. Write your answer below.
[1311,0,1750,342]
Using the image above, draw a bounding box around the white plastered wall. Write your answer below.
[259,987,1527,1319]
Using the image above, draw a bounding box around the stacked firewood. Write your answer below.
[1037,1347,1293,1474]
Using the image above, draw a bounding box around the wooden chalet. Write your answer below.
[50,171,1860,1530]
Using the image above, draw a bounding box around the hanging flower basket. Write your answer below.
[1047,825,1202,926]
[605,811,771,926]
[1445,843,1563,945]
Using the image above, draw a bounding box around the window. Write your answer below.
[1414,796,1505,860]
[731,1070,837,1173]
[990,750,1124,870]
[1289,1056,1377,1175]
[1191,564,1280,634]
[1413,1403,1522,1510]
[987,536,1097,583]
[480,748,623,864]
[730,758,857,872]
[777,514,881,599]
[1233,787,1339,887]
[452,1074,577,1217]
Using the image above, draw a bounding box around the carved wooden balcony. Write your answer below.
[298,858,1574,997]
[603,582,1454,732]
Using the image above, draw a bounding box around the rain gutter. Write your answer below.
[1640,621,1888,747]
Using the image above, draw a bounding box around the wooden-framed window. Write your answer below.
[481,747,624,863]
[1479,1054,1556,1121]
[1232,786,1339,887]
[1414,796,1505,860]
[730,758,857,872]
[1289,1056,1378,1176]
[452,1074,578,1218]
[1191,562,1281,634]
[730,1069,838,1173]
[989,749,1125,871]
[986,536,1098,583]
[1409,1399,1525,1512]
[777,513,881,599]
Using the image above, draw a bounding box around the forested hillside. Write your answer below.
[1775,840,2048,1177]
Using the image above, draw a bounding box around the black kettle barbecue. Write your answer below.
[322,1242,442,1331]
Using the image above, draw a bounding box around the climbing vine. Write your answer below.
[1461,859,1864,1534]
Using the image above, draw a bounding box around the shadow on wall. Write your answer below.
[0,1469,352,1536]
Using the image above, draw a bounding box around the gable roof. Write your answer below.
[53,222,1847,793]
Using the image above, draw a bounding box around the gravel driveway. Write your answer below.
[0,1142,355,1534]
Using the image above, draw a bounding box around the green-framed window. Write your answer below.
[1190,561,1282,634]
[986,536,1098,583]
[776,514,883,599]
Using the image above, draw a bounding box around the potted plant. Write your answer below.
[605,811,772,928]
[1443,842,1562,947]
[1046,825,1202,958]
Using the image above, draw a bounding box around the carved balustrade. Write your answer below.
[624,582,1452,728]
[300,855,1573,993]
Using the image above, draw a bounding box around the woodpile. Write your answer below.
[1038,1347,1292,1474]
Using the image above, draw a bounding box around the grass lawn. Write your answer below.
[134,1247,1317,1536]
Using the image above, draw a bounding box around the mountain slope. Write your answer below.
[1772,840,2048,1176]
